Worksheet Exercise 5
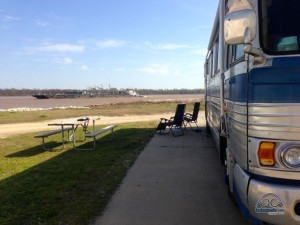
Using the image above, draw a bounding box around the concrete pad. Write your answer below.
[93,128,249,225]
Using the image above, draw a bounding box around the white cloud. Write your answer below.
[145,42,188,50]
[2,15,20,22]
[157,44,188,50]
[36,21,50,27]
[95,39,127,49]
[192,48,207,56]
[80,65,88,71]
[136,64,170,76]
[54,57,73,64]
[33,44,85,53]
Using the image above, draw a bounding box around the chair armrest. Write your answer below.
[160,118,168,122]
[184,113,192,119]
[168,116,175,122]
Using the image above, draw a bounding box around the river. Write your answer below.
[0,94,204,111]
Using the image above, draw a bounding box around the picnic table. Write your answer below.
[49,116,100,136]
[35,116,101,150]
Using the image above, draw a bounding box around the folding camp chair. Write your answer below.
[155,103,186,136]
[184,102,201,131]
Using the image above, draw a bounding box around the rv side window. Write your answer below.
[212,38,219,75]
[207,53,213,76]
[234,44,244,60]
[226,44,232,69]
[227,44,244,67]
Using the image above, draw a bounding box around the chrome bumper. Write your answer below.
[248,178,300,225]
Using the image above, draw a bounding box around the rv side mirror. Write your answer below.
[224,9,256,45]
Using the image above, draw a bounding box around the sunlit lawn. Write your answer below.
[0,121,156,225]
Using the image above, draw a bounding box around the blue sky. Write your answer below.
[0,0,218,90]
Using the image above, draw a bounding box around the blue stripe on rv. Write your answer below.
[224,73,248,102]
[224,57,300,103]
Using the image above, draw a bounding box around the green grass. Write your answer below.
[0,101,204,124]
[0,121,156,225]
[0,101,204,224]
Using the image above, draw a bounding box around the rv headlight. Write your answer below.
[281,145,300,168]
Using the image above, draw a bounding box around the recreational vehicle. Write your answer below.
[205,0,300,224]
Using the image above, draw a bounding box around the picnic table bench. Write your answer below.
[74,125,117,150]
[34,127,73,150]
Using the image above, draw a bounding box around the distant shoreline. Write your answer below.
[0,94,204,111]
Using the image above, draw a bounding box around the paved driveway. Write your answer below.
[93,128,249,225]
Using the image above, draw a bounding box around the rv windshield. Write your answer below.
[260,0,300,54]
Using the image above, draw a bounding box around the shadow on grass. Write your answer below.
[0,127,154,225]
[6,141,62,157]
[6,129,122,158]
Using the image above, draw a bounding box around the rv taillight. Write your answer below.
[258,142,276,166]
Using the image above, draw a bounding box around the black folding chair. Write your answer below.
[184,102,200,131]
[155,103,186,136]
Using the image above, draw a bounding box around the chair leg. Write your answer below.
[183,121,187,130]
[155,127,170,135]
[185,120,199,131]
[189,121,200,132]
[194,121,200,130]
[170,126,184,137]
[162,129,170,135]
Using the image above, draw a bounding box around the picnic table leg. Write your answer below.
[61,125,66,149]
[68,125,73,141]
[39,128,68,151]
[80,120,88,133]
[41,137,65,151]
[82,120,89,140]
[67,124,78,142]
[69,125,77,148]
[108,127,115,141]
[92,120,96,132]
